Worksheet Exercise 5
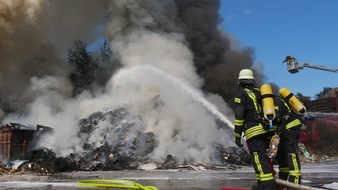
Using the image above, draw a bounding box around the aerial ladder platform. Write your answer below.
[283,55,338,74]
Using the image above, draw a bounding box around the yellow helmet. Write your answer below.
[238,69,254,80]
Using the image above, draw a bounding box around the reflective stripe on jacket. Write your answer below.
[274,96,302,133]
[233,86,266,140]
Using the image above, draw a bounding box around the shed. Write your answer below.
[0,123,53,163]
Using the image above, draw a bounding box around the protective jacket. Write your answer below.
[273,96,302,134]
[234,83,276,190]
[234,85,266,140]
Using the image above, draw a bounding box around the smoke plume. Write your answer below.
[0,0,107,111]
[1,0,265,164]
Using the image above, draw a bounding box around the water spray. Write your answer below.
[117,65,235,129]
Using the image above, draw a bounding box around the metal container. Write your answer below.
[0,123,52,163]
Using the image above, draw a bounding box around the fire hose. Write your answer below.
[76,178,324,190]
[77,179,158,190]
[276,178,325,190]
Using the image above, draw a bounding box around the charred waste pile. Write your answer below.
[24,106,250,172]
[0,1,264,172]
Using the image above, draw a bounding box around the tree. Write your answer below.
[96,40,113,86]
[100,40,112,64]
[314,87,332,100]
[95,39,122,86]
[67,40,98,96]
[295,93,311,108]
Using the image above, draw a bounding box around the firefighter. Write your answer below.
[274,95,302,185]
[233,69,276,190]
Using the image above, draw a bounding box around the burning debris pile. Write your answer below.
[17,106,249,173]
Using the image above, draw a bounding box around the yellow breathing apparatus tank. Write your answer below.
[279,87,306,114]
[260,84,276,123]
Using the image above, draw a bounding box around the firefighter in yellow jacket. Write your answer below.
[274,93,303,185]
[233,69,276,190]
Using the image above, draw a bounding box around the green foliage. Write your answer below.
[100,40,112,61]
[314,87,333,100]
[67,40,98,96]
[95,39,122,86]
[96,40,114,86]
[295,93,311,107]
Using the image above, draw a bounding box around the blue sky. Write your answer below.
[220,1,338,99]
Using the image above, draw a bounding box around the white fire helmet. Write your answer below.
[238,69,254,80]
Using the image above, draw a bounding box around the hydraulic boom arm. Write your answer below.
[283,55,338,74]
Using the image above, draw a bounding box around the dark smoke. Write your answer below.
[102,0,266,105]
[0,0,107,112]
[175,0,265,103]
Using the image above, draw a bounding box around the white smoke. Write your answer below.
[108,66,235,163]
[114,31,203,88]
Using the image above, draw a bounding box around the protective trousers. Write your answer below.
[277,129,302,184]
[247,137,276,190]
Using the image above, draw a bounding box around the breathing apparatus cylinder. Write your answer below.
[279,87,308,118]
[260,84,276,128]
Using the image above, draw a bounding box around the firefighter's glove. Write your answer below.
[235,137,243,147]
[261,118,271,130]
